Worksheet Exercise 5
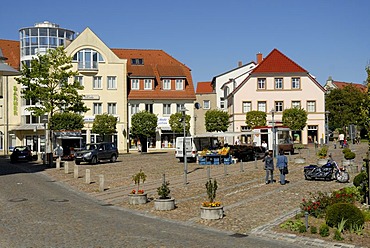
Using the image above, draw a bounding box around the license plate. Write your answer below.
[19,156,25,158]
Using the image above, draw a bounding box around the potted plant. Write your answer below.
[342,148,357,171]
[293,143,306,164]
[154,180,175,211]
[128,169,148,205]
[317,145,328,165]
[200,179,223,220]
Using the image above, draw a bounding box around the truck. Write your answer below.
[175,135,219,162]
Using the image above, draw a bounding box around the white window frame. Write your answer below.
[175,79,183,90]
[176,104,184,113]
[131,104,139,115]
[107,76,116,89]
[144,79,152,90]
[275,101,283,112]
[257,78,266,89]
[163,79,171,90]
[74,76,83,87]
[292,78,300,89]
[275,78,283,89]
[242,101,251,113]
[163,104,171,115]
[203,100,210,109]
[107,103,117,115]
[292,101,301,108]
[131,79,139,90]
[93,76,102,89]
[307,101,316,112]
[93,103,102,115]
[257,101,266,112]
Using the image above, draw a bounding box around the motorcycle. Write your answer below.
[304,160,349,183]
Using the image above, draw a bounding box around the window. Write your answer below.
[131,79,139,90]
[131,104,139,115]
[292,101,301,108]
[74,76,83,87]
[275,101,283,112]
[107,76,116,89]
[163,104,171,115]
[163,79,171,90]
[275,78,283,89]
[307,101,316,112]
[242,101,251,113]
[203,100,210,109]
[93,103,102,115]
[93,76,102,89]
[292,78,300,89]
[73,49,104,70]
[131,58,144,65]
[144,79,152,90]
[176,79,183,90]
[257,101,266,112]
[257,78,266,89]
[145,104,153,113]
[220,99,225,109]
[177,104,185,112]
[107,103,116,115]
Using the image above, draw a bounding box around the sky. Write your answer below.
[1,0,369,88]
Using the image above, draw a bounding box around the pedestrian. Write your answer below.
[333,138,337,149]
[338,133,345,148]
[276,149,288,185]
[261,140,268,151]
[262,150,274,184]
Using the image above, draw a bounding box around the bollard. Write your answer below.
[254,157,258,169]
[99,175,104,192]
[56,158,60,169]
[86,169,91,184]
[64,161,69,174]
[240,159,244,172]
[224,164,228,176]
[74,165,79,179]
[305,212,309,231]
[207,166,211,180]
[162,173,166,184]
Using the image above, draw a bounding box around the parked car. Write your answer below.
[10,146,33,163]
[74,142,118,165]
[229,145,255,162]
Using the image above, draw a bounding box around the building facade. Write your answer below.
[194,81,216,135]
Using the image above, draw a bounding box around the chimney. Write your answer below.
[257,53,263,64]
[238,61,242,67]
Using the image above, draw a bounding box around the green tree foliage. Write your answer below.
[49,112,84,131]
[205,109,230,132]
[15,46,88,119]
[326,84,367,130]
[169,112,191,134]
[245,111,266,129]
[92,113,117,139]
[282,108,308,131]
[131,111,158,138]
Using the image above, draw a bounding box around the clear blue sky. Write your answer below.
[1,0,369,87]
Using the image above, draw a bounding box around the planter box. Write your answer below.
[317,158,327,166]
[200,206,224,220]
[154,198,175,211]
[294,157,306,164]
[342,159,354,166]
[346,165,359,173]
[128,193,147,205]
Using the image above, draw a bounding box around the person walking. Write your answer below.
[262,150,274,184]
[276,149,288,185]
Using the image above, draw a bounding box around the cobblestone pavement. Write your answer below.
[42,142,369,247]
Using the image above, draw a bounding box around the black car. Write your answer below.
[10,146,33,163]
[74,142,118,165]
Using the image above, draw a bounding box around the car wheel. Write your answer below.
[110,155,117,163]
[91,156,97,165]
[75,161,81,165]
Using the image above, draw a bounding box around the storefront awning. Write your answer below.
[10,124,45,131]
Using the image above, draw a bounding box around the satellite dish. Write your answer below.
[194,102,201,109]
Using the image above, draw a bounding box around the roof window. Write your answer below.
[131,58,144,65]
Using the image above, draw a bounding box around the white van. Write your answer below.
[175,137,197,162]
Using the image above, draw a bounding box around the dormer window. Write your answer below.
[131,58,144,65]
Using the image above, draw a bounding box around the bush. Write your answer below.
[342,148,351,154]
[319,223,330,237]
[280,219,305,232]
[157,181,171,199]
[331,187,360,204]
[325,203,365,230]
[353,171,367,188]
[344,151,356,160]
[310,226,317,234]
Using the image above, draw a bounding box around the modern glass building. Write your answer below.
[19,21,75,68]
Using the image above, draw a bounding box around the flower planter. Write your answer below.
[345,164,358,173]
[128,193,147,205]
[342,159,354,166]
[294,157,306,164]
[317,158,327,166]
[200,206,224,220]
[154,198,175,211]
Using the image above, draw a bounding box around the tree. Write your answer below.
[245,111,266,129]
[92,113,117,141]
[49,112,84,131]
[282,108,308,131]
[169,112,190,134]
[205,109,230,132]
[131,111,158,152]
[16,46,88,121]
[326,85,367,131]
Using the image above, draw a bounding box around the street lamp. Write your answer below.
[325,111,330,145]
[270,108,276,158]
[180,107,189,185]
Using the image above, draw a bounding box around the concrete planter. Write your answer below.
[294,157,306,164]
[317,158,328,166]
[154,198,175,211]
[342,159,354,166]
[128,193,147,205]
[346,165,359,174]
[200,206,224,220]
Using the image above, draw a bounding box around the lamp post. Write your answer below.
[325,111,330,145]
[271,108,276,157]
[180,107,189,185]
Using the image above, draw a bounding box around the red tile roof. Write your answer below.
[0,39,20,70]
[196,81,213,94]
[333,81,367,92]
[112,49,195,100]
[252,48,306,74]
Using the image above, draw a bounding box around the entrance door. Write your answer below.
[307,125,318,144]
